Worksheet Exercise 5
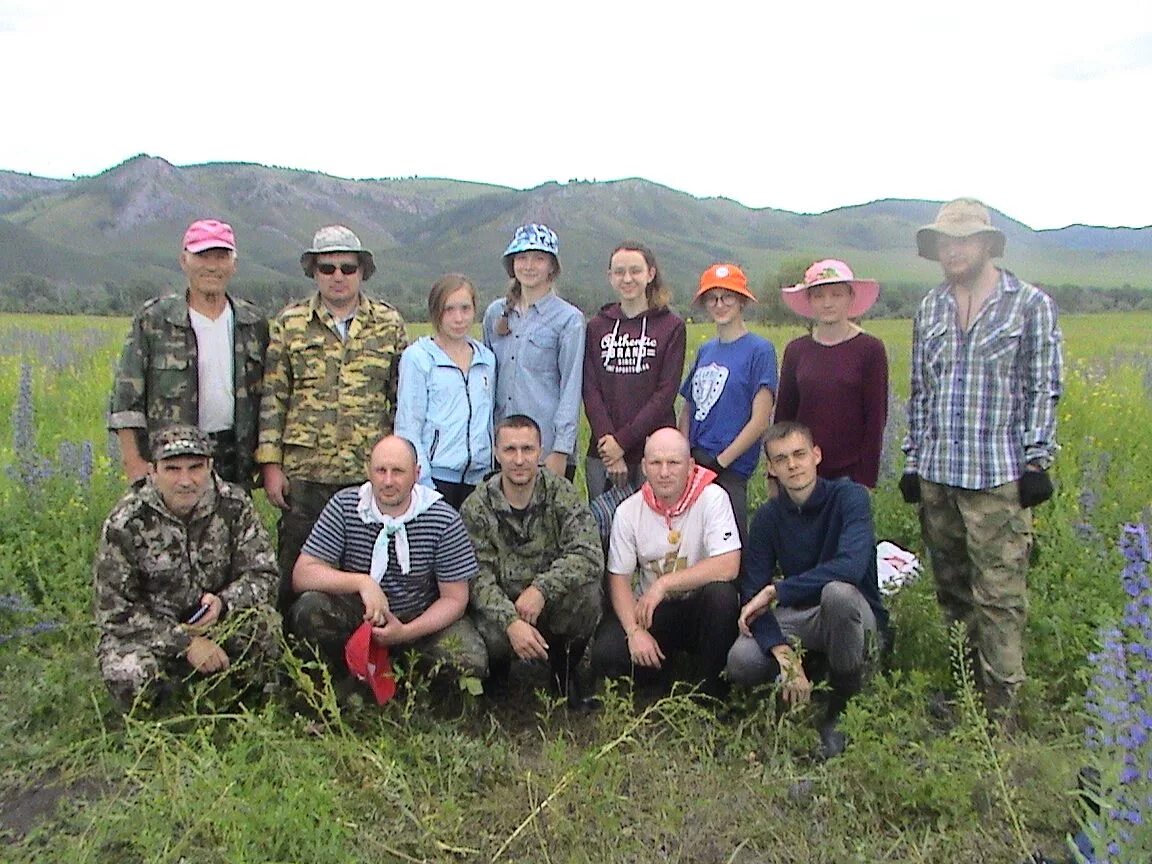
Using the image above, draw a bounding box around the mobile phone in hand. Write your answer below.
[186,604,211,626]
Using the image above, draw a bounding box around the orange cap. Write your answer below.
[693,263,757,303]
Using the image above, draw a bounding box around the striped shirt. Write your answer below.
[302,490,478,618]
[902,269,1063,490]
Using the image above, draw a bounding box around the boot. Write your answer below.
[817,668,862,761]
[550,640,601,713]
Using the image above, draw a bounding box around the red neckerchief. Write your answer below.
[640,465,718,530]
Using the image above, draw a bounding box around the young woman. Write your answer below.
[483,224,585,480]
[679,263,777,539]
[777,259,888,488]
[395,274,496,509]
[583,242,686,500]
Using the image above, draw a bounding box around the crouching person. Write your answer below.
[287,435,487,693]
[590,428,741,700]
[460,415,602,711]
[726,422,889,759]
[94,425,281,710]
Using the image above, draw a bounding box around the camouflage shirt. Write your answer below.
[257,292,407,485]
[460,470,604,630]
[107,292,268,482]
[93,475,278,664]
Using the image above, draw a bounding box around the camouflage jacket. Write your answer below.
[93,474,278,663]
[257,292,407,484]
[460,470,604,630]
[107,293,268,482]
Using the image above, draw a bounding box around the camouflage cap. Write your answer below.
[149,424,213,462]
[300,225,376,280]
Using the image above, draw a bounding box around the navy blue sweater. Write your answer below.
[743,477,889,654]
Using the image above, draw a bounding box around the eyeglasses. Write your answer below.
[703,291,741,306]
[316,263,360,276]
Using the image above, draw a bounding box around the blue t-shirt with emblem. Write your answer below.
[680,332,778,479]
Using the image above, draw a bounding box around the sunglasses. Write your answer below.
[316,263,360,276]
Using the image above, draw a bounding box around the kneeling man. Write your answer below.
[726,422,889,758]
[460,415,602,709]
[590,427,741,698]
[94,425,281,710]
[288,435,487,685]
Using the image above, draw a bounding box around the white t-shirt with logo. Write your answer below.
[607,485,741,597]
[189,304,235,433]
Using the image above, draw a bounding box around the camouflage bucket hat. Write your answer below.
[916,198,1006,261]
[149,425,213,461]
[300,225,376,280]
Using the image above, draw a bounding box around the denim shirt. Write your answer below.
[483,292,585,458]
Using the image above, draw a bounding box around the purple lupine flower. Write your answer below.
[1081,523,1152,862]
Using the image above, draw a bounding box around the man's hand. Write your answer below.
[737,585,776,637]
[627,628,665,669]
[506,619,550,661]
[775,650,812,706]
[898,472,921,505]
[543,452,568,477]
[184,592,223,635]
[185,636,229,674]
[371,610,409,647]
[123,454,150,484]
[1018,468,1054,508]
[633,581,667,630]
[262,464,291,510]
[514,586,546,626]
[358,577,390,626]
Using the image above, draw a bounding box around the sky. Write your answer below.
[1,1,1149,229]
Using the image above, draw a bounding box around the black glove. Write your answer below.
[1018,470,1054,508]
[898,472,921,504]
[690,448,724,475]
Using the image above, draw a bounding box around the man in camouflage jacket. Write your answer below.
[460,415,602,709]
[108,219,267,487]
[257,226,408,610]
[94,425,281,710]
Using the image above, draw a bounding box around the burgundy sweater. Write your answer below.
[775,332,889,487]
[582,303,686,464]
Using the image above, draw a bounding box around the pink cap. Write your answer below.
[182,219,236,253]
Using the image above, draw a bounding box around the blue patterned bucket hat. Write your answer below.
[502,224,560,277]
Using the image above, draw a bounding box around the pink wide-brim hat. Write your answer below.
[781,259,880,319]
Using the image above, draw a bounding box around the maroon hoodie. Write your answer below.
[582,302,687,464]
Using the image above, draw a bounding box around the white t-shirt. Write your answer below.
[607,484,741,597]
[189,305,235,433]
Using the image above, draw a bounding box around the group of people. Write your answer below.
[94,196,1062,747]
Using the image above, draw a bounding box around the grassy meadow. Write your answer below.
[0,312,1150,863]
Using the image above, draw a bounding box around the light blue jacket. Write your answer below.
[395,336,496,487]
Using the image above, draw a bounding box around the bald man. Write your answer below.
[287,435,487,684]
[590,427,741,698]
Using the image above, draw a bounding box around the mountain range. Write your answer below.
[1,154,1148,314]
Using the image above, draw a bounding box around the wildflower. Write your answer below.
[1079,523,1152,862]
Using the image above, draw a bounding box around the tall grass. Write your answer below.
[1,312,1150,862]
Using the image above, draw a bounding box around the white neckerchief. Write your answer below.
[355,483,442,580]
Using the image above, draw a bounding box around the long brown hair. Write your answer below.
[609,241,670,310]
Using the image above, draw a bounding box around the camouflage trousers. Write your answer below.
[919,479,1032,709]
[276,479,352,612]
[287,591,488,679]
[473,580,601,666]
[98,604,283,711]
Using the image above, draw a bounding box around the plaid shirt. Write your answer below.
[902,269,1062,490]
